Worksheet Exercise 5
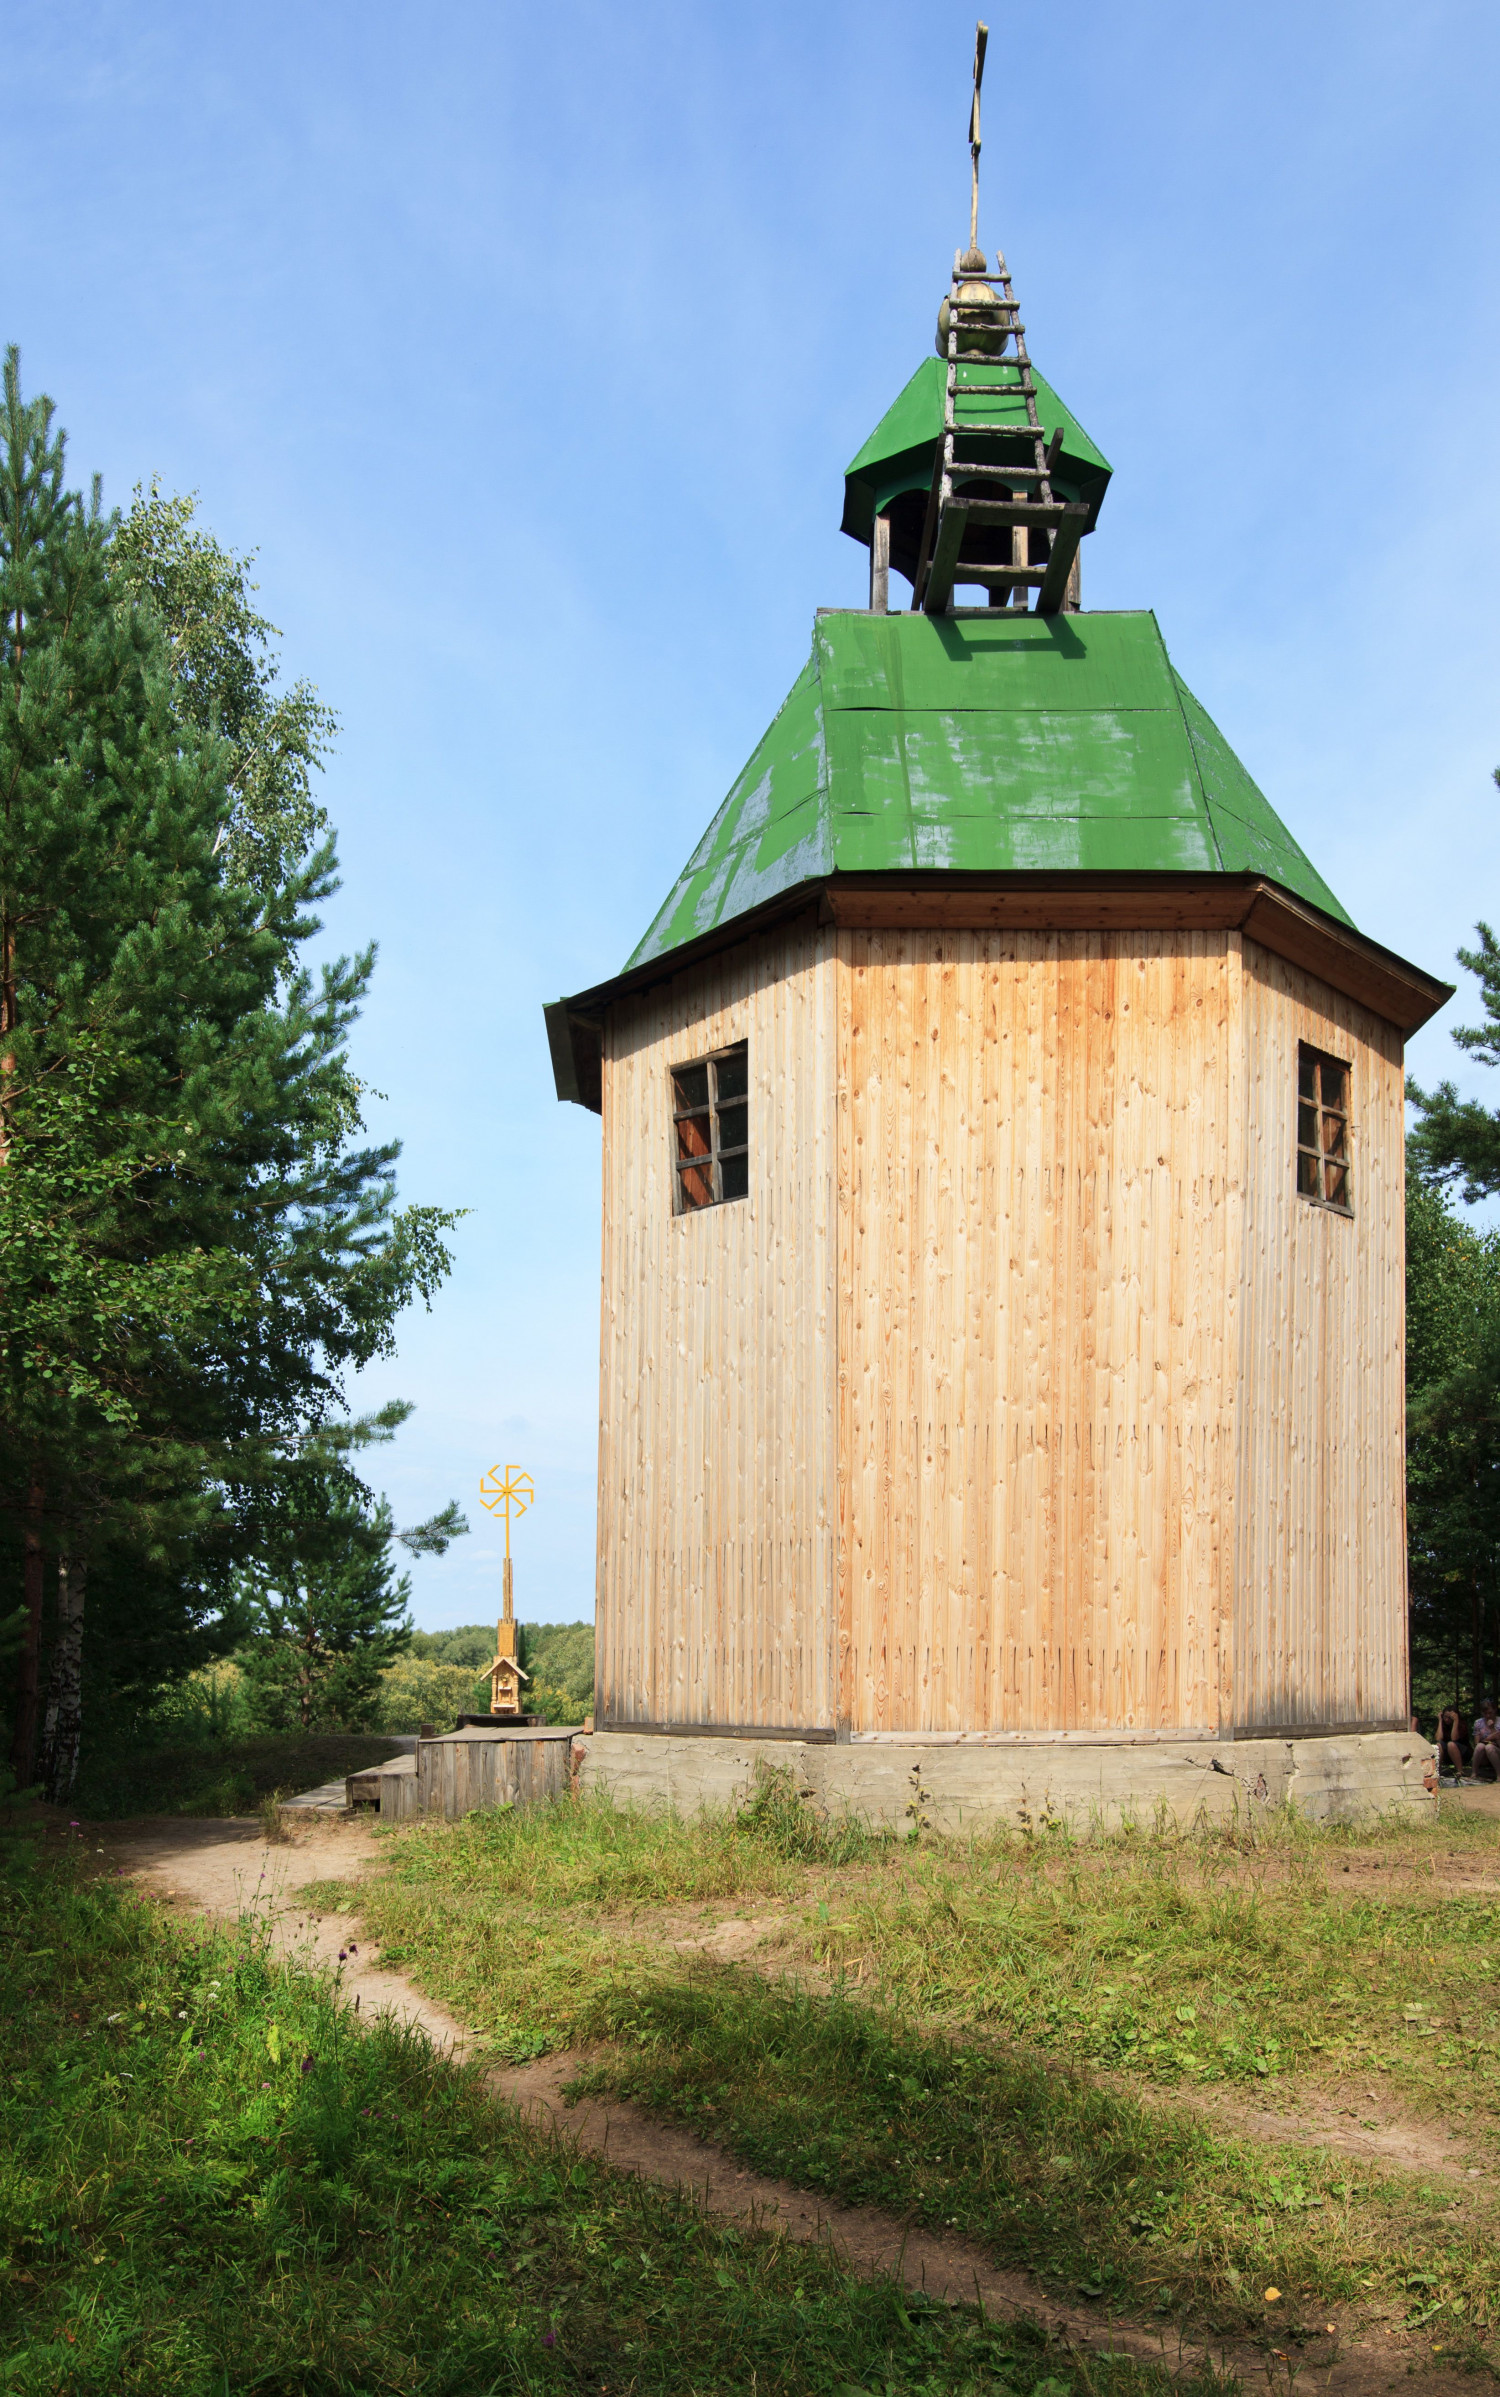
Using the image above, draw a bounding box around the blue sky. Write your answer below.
[5,1,1498,1628]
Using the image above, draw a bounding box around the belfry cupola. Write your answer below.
[844,21,1110,617]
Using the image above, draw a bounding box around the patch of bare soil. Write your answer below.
[96,1811,473,2056]
[1160,2078,1474,2185]
[665,1910,792,1963]
[89,1809,1493,2397]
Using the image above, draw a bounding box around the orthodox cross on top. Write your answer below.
[965,20,989,270]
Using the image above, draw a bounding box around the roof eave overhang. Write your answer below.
[545,871,1453,1111]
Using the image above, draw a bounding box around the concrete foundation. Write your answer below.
[574,1729,1433,1833]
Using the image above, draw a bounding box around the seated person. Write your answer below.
[1472,1700,1500,1784]
[1437,1703,1469,1781]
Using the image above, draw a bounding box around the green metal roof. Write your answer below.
[842,355,1113,546]
[625,609,1350,970]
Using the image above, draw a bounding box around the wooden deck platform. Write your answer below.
[346,1725,582,1822]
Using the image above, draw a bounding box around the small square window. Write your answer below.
[1295,1044,1352,1214]
[671,1041,749,1213]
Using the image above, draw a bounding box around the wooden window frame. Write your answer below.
[1296,1043,1353,1216]
[671,1041,749,1215]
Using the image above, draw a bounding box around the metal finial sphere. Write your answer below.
[936,275,1010,360]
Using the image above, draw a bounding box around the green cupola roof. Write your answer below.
[841,354,1112,588]
[626,609,1349,971]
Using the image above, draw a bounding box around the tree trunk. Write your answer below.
[9,1475,46,1786]
[1474,1568,1486,1720]
[39,1553,86,1805]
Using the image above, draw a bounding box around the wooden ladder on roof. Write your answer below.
[910,250,1089,618]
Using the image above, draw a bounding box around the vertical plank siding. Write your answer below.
[838,929,1241,1735]
[407,1732,574,1818]
[1233,943,1407,1731]
[595,920,1406,1739]
[597,915,838,1729]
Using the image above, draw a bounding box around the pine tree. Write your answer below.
[1405,1166,1500,1716]
[1405,769,1500,1722]
[235,1437,466,1733]
[236,1479,413,1732]
[1408,768,1500,1198]
[0,352,460,1794]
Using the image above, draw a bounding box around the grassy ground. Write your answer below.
[0,1837,1210,2397]
[70,1732,401,1820]
[304,1777,1500,2354]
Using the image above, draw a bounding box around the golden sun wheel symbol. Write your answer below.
[478,1463,534,1561]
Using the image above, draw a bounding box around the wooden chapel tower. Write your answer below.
[546,40,1450,1749]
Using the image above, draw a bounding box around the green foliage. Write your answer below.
[0,1034,255,1430]
[0,348,268,1524]
[0,352,460,1783]
[377,1654,487,1733]
[1408,779,1500,1207]
[405,1620,596,1724]
[111,479,337,902]
[1404,772,1500,1718]
[235,1475,414,1733]
[408,1622,495,1670]
[520,1618,595,1706]
[732,1760,878,1866]
[1405,1165,1500,1713]
[0,1850,1172,2397]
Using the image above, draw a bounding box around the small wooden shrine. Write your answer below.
[484,1633,529,1721]
[545,33,1451,1755]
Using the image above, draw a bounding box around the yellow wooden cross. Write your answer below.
[479,1463,534,1564]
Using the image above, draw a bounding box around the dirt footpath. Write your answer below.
[97,1809,1482,2397]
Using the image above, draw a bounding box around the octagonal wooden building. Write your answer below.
[547,230,1449,1762]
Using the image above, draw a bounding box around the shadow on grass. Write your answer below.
[570,1967,1497,2347]
[70,1729,402,1819]
[0,1845,1237,2397]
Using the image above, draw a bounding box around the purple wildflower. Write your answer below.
[542,2331,556,2349]
[300,2055,314,2075]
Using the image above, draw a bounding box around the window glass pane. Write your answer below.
[1322,1113,1346,1160]
[1297,1103,1318,1148]
[1324,1160,1349,1208]
[677,1160,714,1210]
[676,1112,712,1162]
[719,1150,749,1202]
[1320,1059,1346,1109]
[714,1047,748,1103]
[1298,1053,1317,1100]
[1297,1151,1321,1199]
[673,1063,710,1113]
[717,1101,748,1153]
